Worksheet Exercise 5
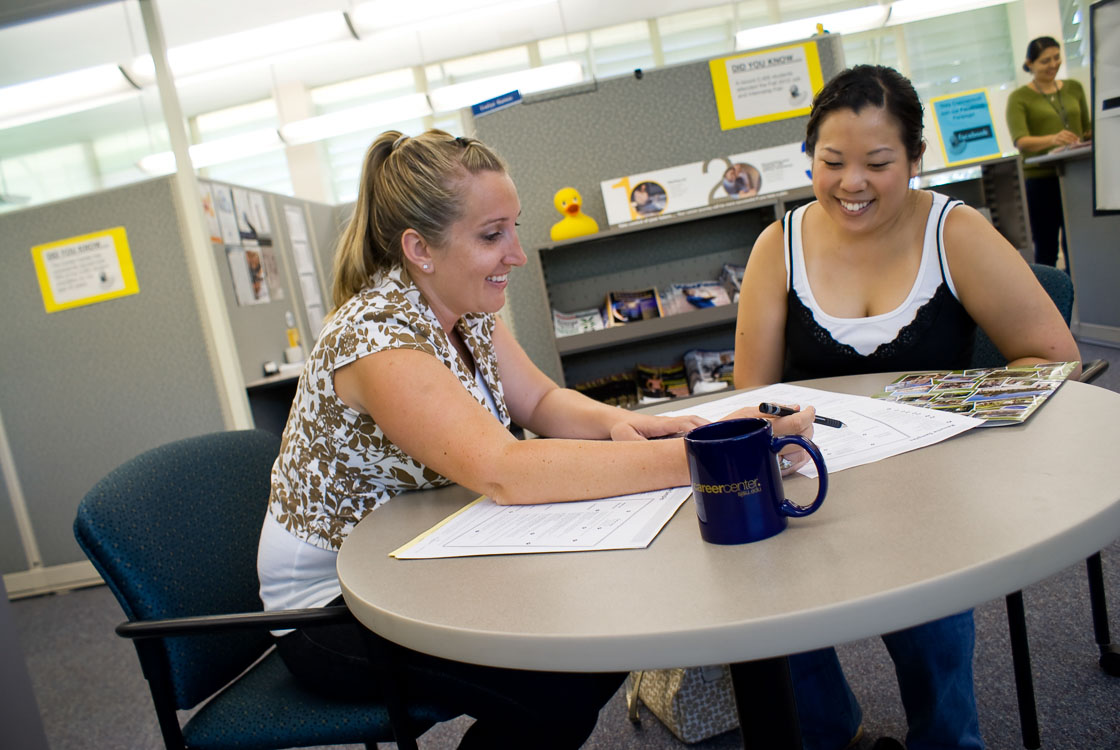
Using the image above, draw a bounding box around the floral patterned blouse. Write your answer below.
[268,264,509,551]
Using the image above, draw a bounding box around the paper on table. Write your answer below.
[662,383,984,478]
[391,486,692,559]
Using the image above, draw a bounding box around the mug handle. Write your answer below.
[770,435,828,517]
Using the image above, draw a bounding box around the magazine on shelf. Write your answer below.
[720,263,745,302]
[660,280,732,316]
[683,349,735,394]
[606,288,663,326]
[553,307,606,338]
[871,361,1078,426]
[637,362,690,403]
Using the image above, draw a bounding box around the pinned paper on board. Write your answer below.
[31,226,140,313]
[929,90,1002,167]
[709,42,824,131]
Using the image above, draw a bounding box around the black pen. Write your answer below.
[758,402,845,429]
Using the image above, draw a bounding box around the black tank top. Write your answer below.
[782,199,977,382]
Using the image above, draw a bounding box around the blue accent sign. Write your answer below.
[931,90,1001,166]
[471,90,522,117]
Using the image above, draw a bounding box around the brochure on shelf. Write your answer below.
[660,280,732,316]
[607,288,663,326]
[683,349,735,395]
[553,307,606,337]
[637,362,689,403]
[872,361,1078,426]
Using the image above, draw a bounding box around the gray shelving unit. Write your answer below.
[539,192,808,387]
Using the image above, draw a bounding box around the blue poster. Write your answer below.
[930,90,1001,166]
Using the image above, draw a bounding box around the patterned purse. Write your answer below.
[625,666,739,743]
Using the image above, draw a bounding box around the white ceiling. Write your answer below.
[0,0,733,155]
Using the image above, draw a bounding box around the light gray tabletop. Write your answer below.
[337,372,1120,673]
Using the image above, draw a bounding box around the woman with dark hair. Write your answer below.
[735,65,1080,750]
[1006,36,1092,270]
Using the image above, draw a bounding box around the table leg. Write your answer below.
[729,656,802,749]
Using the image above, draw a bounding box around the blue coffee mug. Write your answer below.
[684,418,828,545]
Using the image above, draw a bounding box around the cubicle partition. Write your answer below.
[472,35,846,383]
[0,175,343,595]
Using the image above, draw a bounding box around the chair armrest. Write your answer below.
[116,604,354,640]
[1080,359,1109,384]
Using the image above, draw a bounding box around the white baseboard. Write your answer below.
[1073,322,1120,348]
[4,561,104,600]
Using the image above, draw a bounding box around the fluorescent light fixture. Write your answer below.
[129,12,353,84]
[279,93,433,145]
[736,6,889,50]
[428,61,582,113]
[350,0,551,35]
[0,64,137,130]
[887,0,1016,26]
[138,127,284,174]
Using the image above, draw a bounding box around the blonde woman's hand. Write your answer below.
[609,412,708,441]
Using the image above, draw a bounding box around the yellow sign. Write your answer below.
[31,226,139,313]
[710,42,824,130]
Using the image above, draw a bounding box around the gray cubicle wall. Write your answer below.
[0,177,227,576]
[473,35,844,381]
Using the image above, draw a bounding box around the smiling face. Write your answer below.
[1027,45,1062,87]
[810,105,922,235]
[424,170,526,329]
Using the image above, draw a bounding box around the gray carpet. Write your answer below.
[12,341,1120,750]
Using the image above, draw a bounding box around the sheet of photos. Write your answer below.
[872,361,1078,426]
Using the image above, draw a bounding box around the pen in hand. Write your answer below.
[758,402,845,429]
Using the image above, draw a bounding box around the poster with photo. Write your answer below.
[248,191,273,245]
[231,187,259,242]
[600,143,810,226]
[211,184,242,245]
[709,42,824,130]
[227,245,270,306]
[199,183,222,244]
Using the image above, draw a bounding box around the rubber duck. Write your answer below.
[550,187,600,241]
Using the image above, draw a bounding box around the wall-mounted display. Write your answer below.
[599,143,811,226]
[31,226,139,313]
[929,90,1001,167]
[708,42,823,131]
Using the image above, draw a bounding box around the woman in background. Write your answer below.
[735,65,1079,750]
[259,129,814,749]
[1006,36,1091,270]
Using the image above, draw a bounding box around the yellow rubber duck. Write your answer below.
[550,187,600,241]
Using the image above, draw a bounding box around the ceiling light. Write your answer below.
[428,61,582,113]
[887,0,1016,26]
[0,64,137,130]
[138,127,284,175]
[279,93,433,145]
[129,12,353,84]
[735,6,889,50]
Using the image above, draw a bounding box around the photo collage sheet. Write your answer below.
[873,362,1079,426]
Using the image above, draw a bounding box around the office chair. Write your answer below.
[73,429,450,750]
[970,263,1118,750]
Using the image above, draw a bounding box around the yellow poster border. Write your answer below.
[31,226,140,313]
[709,42,824,131]
[929,88,1002,167]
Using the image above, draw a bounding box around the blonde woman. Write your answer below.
[258,129,813,748]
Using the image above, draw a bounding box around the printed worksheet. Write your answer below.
[391,487,691,559]
[662,383,983,477]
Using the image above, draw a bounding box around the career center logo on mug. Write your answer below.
[695,478,762,497]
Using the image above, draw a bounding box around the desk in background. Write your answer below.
[1027,149,1120,348]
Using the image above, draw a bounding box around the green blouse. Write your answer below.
[1006,79,1091,178]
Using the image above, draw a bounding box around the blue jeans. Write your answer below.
[790,610,984,750]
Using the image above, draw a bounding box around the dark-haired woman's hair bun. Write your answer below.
[1023,62,1031,72]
